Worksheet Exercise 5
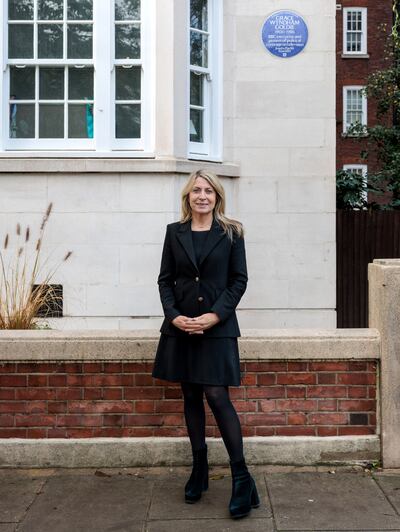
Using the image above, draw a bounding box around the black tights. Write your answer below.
[180,382,244,463]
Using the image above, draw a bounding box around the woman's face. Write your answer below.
[189,176,217,216]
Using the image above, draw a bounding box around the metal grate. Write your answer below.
[32,284,63,318]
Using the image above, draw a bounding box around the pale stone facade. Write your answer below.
[0,0,336,330]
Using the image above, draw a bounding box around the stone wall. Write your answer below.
[0,0,337,329]
[228,0,336,328]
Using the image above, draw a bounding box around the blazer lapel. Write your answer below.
[176,221,199,272]
[199,218,225,266]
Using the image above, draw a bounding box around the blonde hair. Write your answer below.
[180,169,244,240]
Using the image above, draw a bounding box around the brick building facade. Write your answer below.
[336,0,393,202]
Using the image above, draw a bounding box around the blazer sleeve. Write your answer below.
[158,224,181,323]
[210,233,248,322]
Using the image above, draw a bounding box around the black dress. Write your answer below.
[152,229,242,387]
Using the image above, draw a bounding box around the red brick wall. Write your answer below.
[336,0,393,204]
[0,360,377,438]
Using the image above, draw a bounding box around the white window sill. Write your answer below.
[341,53,370,59]
[0,151,155,159]
[0,155,240,177]
[341,132,368,138]
[188,153,223,163]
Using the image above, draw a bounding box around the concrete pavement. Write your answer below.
[1,465,400,531]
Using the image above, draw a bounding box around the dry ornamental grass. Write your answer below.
[0,203,72,329]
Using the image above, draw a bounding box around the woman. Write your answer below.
[152,169,260,519]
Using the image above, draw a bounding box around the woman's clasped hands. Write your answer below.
[172,313,220,334]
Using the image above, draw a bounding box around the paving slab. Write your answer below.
[18,474,151,532]
[0,477,44,523]
[375,469,400,476]
[0,469,55,479]
[375,475,400,515]
[146,518,273,531]
[2,467,400,531]
[149,472,270,521]
[267,472,400,531]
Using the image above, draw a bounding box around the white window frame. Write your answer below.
[0,0,155,154]
[343,86,367,134]
[188,0,222,161]
[343,164,368,205]
[109,0,154,151]
[343,7,367,56]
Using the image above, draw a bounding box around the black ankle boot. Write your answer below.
[229,458,260,518]
[185,444,209,503]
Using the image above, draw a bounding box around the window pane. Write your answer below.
[347,34,352,52]
[68,67,94,99]
[190,72,203,106]
[8,0,33,20]
[38,24,63,58]
[346,34,351,52]
[10,103,35,138]
[347,168,364,176]
[67,24,93,58]
[115,0,140,21]
[190,0,207,31]
[115,24,140,59]
[116,67,140,100]
[67,0,93,20]
[10,67,35,100]
[190,31,208,67]
[346,89,364,127]
[39,67,64,99]
[8,24,34,58]
[38,0,63,20]
[190,108,203,142]
[347,12,353,31]
[39,104,64,137]
[116,104,140,138]
[68,104,94,138]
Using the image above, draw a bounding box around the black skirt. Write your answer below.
[152,333,242,386]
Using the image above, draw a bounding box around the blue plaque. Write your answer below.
[261,10,308,58]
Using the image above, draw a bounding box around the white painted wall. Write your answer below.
[0,0,336,330]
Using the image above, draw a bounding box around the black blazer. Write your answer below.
[158,218,248,337]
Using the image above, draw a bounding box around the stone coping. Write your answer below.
[373,258,400,266]
[0,157,241,177]
[0,328,380,361]
[0,436,380,467]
